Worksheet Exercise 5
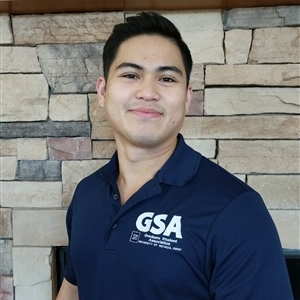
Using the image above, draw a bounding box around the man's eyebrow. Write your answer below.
[115,62,143,70]
[115,62,183,76]
[156,66,183,76]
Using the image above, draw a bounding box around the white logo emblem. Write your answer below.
[135,212,182,239]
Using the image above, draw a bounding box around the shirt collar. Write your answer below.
[101,134,201,187]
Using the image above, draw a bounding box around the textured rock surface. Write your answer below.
[0,209,12,238]
[47,137,92,160]
[184,139,216,158]
[0,276,13,300]
[89,94,114,139]
[13,210,67,246]
[16,139,47,160]
[206,64,300,86]
[0,122,90,138]
[93,141,116,159]
[1,182,62,208]
[224,7,284,29]
[190,64,204,89]
[0,47,41,73]
[249,27,300,63]
[188,91,204,116]
[0,241,13,274]
[37,43,104,93]
[277,6,300,26]
[204,88,300,115]
[15,281,53,300]
[12,12,124,45]
[269,210,300,249]
[218,140,300,173]
[0,15,13,44]
[248,175,300,209]
[0,157,17,180]
[0,140,17,156]
[225,29,252,64]
[0,74,48,122]
[183,115,300,139]
[49,94,88,121]
[163,11,224,64]
[18,160,61,181]
[13,247,53,285]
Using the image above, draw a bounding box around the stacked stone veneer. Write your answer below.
[0,6,299,300]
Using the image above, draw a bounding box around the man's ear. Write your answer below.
[185,85,193,114]
[96,77,106,107]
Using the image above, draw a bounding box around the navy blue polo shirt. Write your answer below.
[64,134,292,300]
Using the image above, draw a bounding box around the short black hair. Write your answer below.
[103,11,193,87]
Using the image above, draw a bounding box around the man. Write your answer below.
[57,12,293,300]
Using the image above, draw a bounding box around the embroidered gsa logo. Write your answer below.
[135,212,182,239]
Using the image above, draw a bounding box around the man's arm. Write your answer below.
[56,278,79,300]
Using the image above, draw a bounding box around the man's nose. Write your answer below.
[135,77,160,101]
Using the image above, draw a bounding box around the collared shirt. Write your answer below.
[65,134,293,300]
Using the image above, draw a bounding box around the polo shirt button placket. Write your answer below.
[113,194,118,200]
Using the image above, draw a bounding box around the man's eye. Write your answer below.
[160,77,175,82]
[123,74,138,79]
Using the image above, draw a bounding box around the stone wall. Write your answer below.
[0,6,299,300]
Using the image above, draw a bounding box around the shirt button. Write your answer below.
[112,223,117,228]
[113,194,118,200]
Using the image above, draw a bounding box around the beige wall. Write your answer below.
[0,6,299,299]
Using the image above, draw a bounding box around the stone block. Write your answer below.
[224,7,283,29]
[49,94,88,121]
[249,27,300,63]
[0,276,13,300]
[17,138,47,160]
[13,247,53,286]
[13,12,123,45]
[93,141,116,159]
[225,29,252,64]
[269,210,300,249]
[47,137,92,160]
[18,160,61,181]
[164,11,224,64]
[1,182,62,208]
[0,156,17,180]
[204,88,300,115]
[184,139,216,158]
[37,43,104,93]
[0,240,13,275]
[248,175,300,209]
[0,139,17,156]
[0,14,13,44]
[0,209,12,238]
[0,47,41,73]
[277,6,300,26]
[13,210,67,246]
[188,90,204,116]
[181,115,299,139]
[89,94,114,140]
[190,64,204,90]
[62,160,108,206]
[15,281,53,300]
[206,64,300,86]
[0,74,48,122]
[218,140,300,174]
[0,121,90,138]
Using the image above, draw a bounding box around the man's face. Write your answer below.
[97,34,192,149]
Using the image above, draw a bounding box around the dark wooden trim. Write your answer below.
[0,0,299,14]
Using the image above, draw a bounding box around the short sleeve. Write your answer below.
[206,191,293,300]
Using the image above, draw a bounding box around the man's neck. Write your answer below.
[116,138,177,205]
